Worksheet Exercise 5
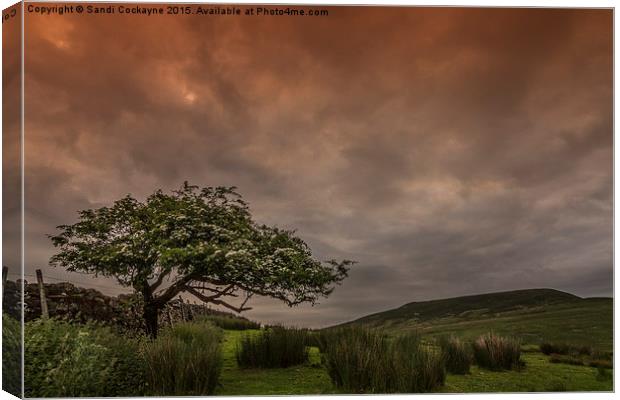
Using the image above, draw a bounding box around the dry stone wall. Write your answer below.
[2,278,235,330]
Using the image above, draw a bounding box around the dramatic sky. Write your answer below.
[12,6,613,327]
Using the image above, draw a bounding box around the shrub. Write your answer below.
[322,327,445,393]
[549,354,583,366]
[589,359,613,369]
[577,345,593,356]
[591,349,613,361]
[200,315,261,330]
[540,342,597,357]
[236,326,309,368]
[3,314,21,397]
[540,341,570,355]
[472,333,522,371]
[143,321,223,395]
[439,336,472,374]
[24,318,145,397]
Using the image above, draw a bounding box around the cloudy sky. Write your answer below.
[6,6,613,327]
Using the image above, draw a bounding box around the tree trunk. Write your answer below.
[144,303,159,338]
[141,280,160,338]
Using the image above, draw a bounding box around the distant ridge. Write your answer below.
[340,288,583,326]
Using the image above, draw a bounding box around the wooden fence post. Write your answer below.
[35,269,49,319]
[185,299,193,321]
[179,296,187,321]
[166,308,174,327]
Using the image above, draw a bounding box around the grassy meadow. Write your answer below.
[16,288,613,396]
[215,329,612,394]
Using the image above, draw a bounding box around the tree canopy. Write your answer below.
[49,182,353,336]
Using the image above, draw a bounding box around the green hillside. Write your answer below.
[339,289,613,350]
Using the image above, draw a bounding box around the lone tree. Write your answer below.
[49,183,353,337]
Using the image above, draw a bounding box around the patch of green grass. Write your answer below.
[216,330,334,395]
[443,353,612,392]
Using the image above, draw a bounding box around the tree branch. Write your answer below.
[239,291,253,309]
[153,273,196,306]
[149,269,171,292]
[186,283,238,297]
[185,285,252,313]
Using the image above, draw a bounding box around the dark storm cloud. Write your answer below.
[20,6,612,327]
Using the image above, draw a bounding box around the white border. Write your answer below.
[0,1,616,400]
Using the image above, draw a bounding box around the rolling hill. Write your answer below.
[336,288,613,350]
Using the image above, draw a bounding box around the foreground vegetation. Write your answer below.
[19,299,613,397]
[439,336,472,374]
[320,327,445,393]
[25,318,145,397]
[472,333,522,371]
[143,322,223,395]
[2,314,21,397]
[236,326,309,368]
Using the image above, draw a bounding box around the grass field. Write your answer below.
[214,290,613,394]
[402,299,612,351]
[343,290,613,351]
[444,353,612,393]
[215,329,612,394]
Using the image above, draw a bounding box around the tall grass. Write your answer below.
[472,333,522,371]
[321,327,390,392]
[143,321,223,395]
[321,327,445,393]
[25,318,145,397]
[200,315,261,330]
[391,333,446,393]
[235,326,309,368]
[439,336,472,374]
[308,329,332,353]
[2,314,21,397]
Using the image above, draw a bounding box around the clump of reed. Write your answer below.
[143,321,223,395]
[235,326,309,368]
[321,326,445,393]
[472,333,522,371]
[439,336,472,374]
